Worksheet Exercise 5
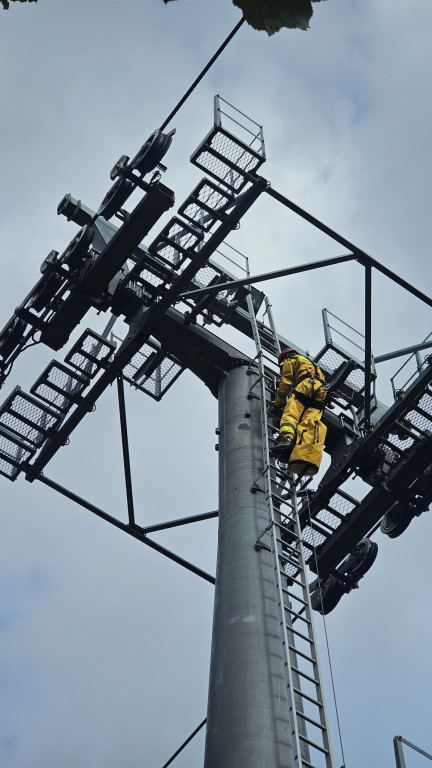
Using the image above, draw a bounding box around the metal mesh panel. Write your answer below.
[149,218,202,269]
[65,330,115,378]
[372,441,402,467]
[378,390,432,467]
[280,491,359,578]
[190,264,236,308]
[193,264,220,289]
[301,525,327,559]
[31,363,88,414]
[0,433,34,480]
[195,153,245,193]
[192,127,264,192]
[385,433,415,453]
[406,391,432,435]
[135,269,166,290]
[122,343,184,401]
[0,390,60,447]
[323,492,357,523]
[139,358,182,399]
[179,179,232,231]
[316,508,342,531]
[317,347,365,392]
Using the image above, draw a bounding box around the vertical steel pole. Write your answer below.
[393,736,407,768]
[364,264,372,432]
[117,375,135,526]
[204,364,294,768]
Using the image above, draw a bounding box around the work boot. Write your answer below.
[271,435,295,457]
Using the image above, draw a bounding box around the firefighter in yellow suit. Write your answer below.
[270,347,326,458]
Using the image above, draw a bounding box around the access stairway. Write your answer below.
[247,293,334,768]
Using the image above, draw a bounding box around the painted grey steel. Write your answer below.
[264,185,432,309]
[374,339,432,364]
[321,308,366,352]
[204,363,294,768]
[180,254,354,299]
[394,735,432,765]
[37,474,215,584]
[116,375,135,526]
[394,737,407,768]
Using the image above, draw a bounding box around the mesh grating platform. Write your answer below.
[280,490,360,580]
[407,388,432,434]
[148,216,203,269]
[178,178,233,232]
[375,384,432,470]
[65,330,116,378]
[191,125,265,193]
[315,344,366,393]
[0,425,35,480]
[0,387,62,448]
[116,338,184,401]
[31,361,89,414]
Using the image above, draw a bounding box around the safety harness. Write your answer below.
[292,362,327,411]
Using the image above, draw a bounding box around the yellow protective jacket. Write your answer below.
[274,354,325,407]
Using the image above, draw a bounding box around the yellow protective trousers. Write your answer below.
[279,378,326,439]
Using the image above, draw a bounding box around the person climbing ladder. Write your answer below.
[269,347,327,473]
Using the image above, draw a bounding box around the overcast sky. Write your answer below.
[1,1,432,766]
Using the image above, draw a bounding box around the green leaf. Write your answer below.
[2,0,39,8]
[233,0,325,33]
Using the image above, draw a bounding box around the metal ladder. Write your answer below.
[247,293,335,768]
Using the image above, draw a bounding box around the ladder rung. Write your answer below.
[299,733,330,756]
[293,686,321,708]
[278,551,301,569]
[291,664,320,687]
[286,608,310,625]
[275,517,297,534]
[299,759,320,768]
[276,537,300,557]
[260,338,278,352]
[287,643,316,665]
[261,350,279,366]
[275,519,298,537]
[289,623,312,644]
[296,710,326,732]
[283,573,306,590]
[272,496,295,512]
[284,589,308,608]
[276,533,300,551]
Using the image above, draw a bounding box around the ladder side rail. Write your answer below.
[246,293,307,764]
[247,290,335,768]
[247,293,331,767]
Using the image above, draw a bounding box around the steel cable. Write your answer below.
[305,490,348,768]
[159,18,245,132]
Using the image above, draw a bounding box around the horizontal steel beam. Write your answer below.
[265,184,432,309]
[140,510,218,534]
[36,473,216,585]
[375,340,432,363]
[179,253,354,299]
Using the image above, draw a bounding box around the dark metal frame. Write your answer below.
[1,97,431,767]
[37,471,216,586]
